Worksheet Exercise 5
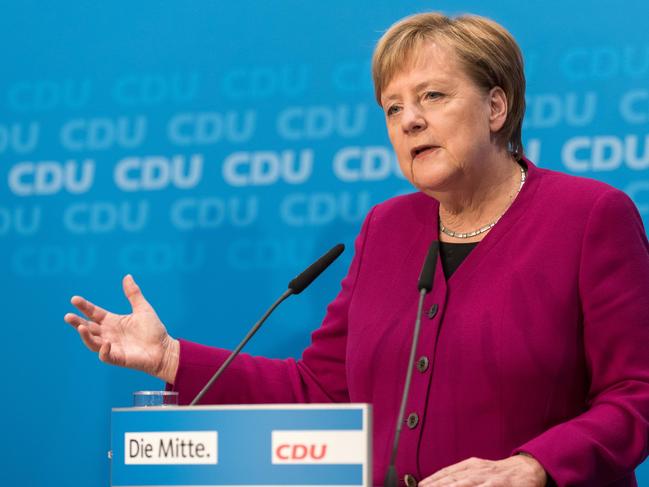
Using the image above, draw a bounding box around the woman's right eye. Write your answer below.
[386,105,401,116]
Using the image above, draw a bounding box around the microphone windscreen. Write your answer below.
[288,243,345,294]
[417,241,439,292]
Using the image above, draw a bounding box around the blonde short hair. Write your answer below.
[372,12,526,159]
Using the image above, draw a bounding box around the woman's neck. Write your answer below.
[435,152,523,243]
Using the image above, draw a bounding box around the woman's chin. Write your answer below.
[411,171,454,194]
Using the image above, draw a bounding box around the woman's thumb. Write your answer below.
[122,274,151,312]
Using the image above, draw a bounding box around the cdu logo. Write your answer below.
[280,191,371,226]
[7,79,91,112]
[222,150,313,187]
[271,430,366,465]
[333,146,404,182]
[220,65,309,99]
[560,45,649,81]
[0,206,41,236]
[0,122,40,154]
[112,73,199,106]
[523,92,597,129]
[114,154,203,191]
[167,111,256,145]
[8,160,95,196]
[276,105,367,140]
[60,116,147,151]
[561,134,649,172]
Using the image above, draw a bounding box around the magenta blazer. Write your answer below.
[169,160,649,486]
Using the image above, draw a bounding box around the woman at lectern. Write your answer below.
[65,12,649,487]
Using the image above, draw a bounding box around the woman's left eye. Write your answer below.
[424,91,442,100]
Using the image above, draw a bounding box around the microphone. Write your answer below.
[289,243,345,294]
[189,243,345,406]
[417,241,438,292]
[384,241,439,487]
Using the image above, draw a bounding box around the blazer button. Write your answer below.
[404,474,417,487]
[427,303,439,319]
[406,412,419,429]
[416,356,429,372]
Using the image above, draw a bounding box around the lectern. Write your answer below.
[110,403,371,486]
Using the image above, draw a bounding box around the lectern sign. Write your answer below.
[111,404,371,486]
[124,431,218,465]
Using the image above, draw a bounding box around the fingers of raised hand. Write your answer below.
[78,324,103,353]
[70,295,109,323]
[98,341,112,363]
[122,274,151,312]
[98,341,126,367]
[65,312,103,351]
[64,312,87,330]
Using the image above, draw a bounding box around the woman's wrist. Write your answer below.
[517,452,548,486]
[156,336,180,384]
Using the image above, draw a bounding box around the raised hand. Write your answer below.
[64,274,179,383]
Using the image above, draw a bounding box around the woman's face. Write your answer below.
[381,41,506,195]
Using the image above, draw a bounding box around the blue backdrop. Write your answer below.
[1,1,648,485]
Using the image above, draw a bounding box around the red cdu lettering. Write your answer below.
[291,444,308,459]
[276,444,290,460]
[310,444,327,460]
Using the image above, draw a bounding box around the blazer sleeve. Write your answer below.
[167,207,375,405]
[514,189,649,486]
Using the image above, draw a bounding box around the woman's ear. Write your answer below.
[488,86,508,133]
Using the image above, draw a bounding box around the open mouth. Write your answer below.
[410,145,439,159]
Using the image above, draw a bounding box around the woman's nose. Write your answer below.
[401,105,427,133]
